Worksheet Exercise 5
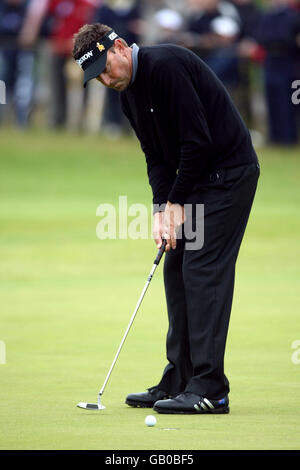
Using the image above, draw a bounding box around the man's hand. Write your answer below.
[163,202,185,251]
[153,211,164,249]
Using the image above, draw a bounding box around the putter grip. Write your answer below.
[154,239,167,265]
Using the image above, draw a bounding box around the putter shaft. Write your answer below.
[98,240,167,404]
[98,264,158,403]
[78,240,167,410]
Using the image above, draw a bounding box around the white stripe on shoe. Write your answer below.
[203,398,214,409]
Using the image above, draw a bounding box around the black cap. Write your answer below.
[76,30,119,87]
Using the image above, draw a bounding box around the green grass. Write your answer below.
[0,129,300,450]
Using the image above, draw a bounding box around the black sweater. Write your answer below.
[120,44,258,207]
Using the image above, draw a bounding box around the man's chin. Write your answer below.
[113,82,129,92]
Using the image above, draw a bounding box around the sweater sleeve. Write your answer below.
[152,55,213,205]
[120,93,176,213]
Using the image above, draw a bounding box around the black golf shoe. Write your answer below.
[153,392,230,414]
[194,396,229,414]
[126,386,170,408]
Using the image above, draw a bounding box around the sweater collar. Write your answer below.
[130,43,139,85]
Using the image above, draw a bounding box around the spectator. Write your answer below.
[139,0,184,45]
[0,0,35,127]
[255,0,300,145]
[230,0,260,38]
[230,0,262,128]
[93,0,141,137]
[19,0,98,128]
[183,0,242,90]
[152,8,184,45]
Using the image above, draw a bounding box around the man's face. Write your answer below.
[97,41,132,92]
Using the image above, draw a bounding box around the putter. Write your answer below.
[77,239,167,410]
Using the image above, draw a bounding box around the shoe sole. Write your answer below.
[126,399,155,408]
[126,395,170,408]
[153,406,230,415]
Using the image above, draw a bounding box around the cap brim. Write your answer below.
[83,53,107,88]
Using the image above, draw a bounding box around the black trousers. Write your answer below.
[156,162,260,399]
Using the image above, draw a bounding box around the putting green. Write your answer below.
[0,130,299,450]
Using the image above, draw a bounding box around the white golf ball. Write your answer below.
[145,415,156,427]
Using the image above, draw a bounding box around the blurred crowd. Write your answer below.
[0,0,300,145]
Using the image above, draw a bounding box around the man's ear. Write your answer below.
[114,38,126,54]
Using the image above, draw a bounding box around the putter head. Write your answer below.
[77,402,106,410]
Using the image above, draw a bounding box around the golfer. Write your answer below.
[73,23,259,414]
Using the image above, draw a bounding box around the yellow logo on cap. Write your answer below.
[97,42,105,52]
